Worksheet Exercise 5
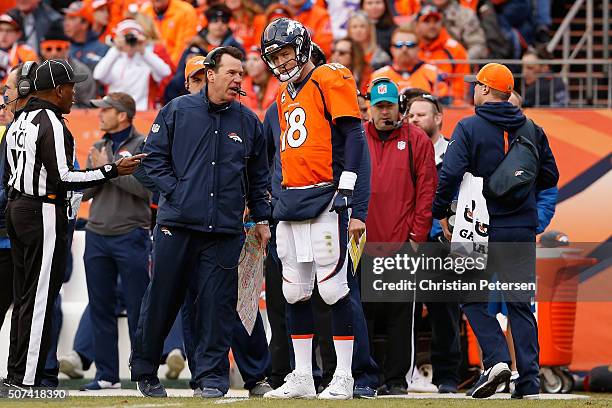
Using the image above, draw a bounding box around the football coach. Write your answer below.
[2,59,143,391]
[130,46,271,398]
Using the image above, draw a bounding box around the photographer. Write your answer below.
[93,19,171,111]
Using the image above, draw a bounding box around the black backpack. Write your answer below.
[483,119,539,206]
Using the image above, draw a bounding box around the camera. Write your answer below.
[124,32,138,47]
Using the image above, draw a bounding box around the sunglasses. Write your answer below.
[475,81,485,87]
[392,41,417,49]
[420,93,441,112]
[44,46,68,52]
[208,16,230,23]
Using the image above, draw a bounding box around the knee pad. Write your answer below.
[282,282,313,304]
[318,281,350,305]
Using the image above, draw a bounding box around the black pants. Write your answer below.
[6,196,68,386]
[415,302,462,387]
[0,247,14,328]
[364,300,417,388]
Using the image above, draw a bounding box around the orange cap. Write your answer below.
[185,56,207,78]
[465,63,514,93]
[62,1,93,24]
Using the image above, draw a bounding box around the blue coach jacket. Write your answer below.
[432,102,559,228]
[143,87,270,233]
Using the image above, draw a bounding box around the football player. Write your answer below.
[260,18,368,400]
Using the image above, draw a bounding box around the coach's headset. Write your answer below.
[365,77,407,128]
[1,61,38,110]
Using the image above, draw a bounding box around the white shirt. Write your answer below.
[433,134,449,167]
[93,45,171,111]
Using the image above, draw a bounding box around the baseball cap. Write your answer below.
[90,93,136,119]
[91,0,110,10]
[369,78,399,106]
[416,5,442,22]
[205,5,232,23]
[33,59,88,91]
[465,63,514,93]
[62,1,93,24]
[115,19,144,35]
[185,55,207,78]
[0,12,21,31]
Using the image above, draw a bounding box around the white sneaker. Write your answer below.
[58,351,84,379]
[318,373,354,400]
[408,369,438,393]
[165,348,185,380]
[263,372,316,399]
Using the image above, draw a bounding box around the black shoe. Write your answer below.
[136,378,167,397]
[377,384,407,395]
[438,383,458,394]
[200,387,224,398]
[471,362,511,399]
[353,385,377,399]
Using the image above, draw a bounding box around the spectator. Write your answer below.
[10,0,62,53]
[357,91,370,121]
[0,10,38,82]
[131,12,175,108]
[429,0,488,59]
[347,11,390,70]
[475,0,513,59]
[140,0,197,65]
[63,1,109,73]
[533,0,551,46]
[362,77,437,395]
[78,92,153,391]
[91,0,111,41]
[370,26,450,101]
[407,92,463,394]
[520,49,567,107]
[242,46,279,120]
[493,0,535,58]
[324,0,360,40]
[360,0,396,55]
[284,0,333,56]
[415,5,469,104]
[331,38,371,94]
[39,21,97,108]
[163,45,205,102]
[93,19,172,111]
[226,0,264,51]
[252,3,292,51]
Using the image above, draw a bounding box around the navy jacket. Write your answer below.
[432,102,558,228]
[142,87,270,233]
[263,102,371,222]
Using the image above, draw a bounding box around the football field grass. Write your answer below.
[2,394,612,408]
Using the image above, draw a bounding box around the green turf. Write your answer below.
[2,396,612,407]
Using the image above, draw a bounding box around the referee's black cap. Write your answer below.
[34,59,88,91]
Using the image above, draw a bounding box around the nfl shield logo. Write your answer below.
[397,141,406,150]
[377,84,387,94]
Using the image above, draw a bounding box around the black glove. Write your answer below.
[330,189,353,213]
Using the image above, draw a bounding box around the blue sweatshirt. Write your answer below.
[432,102,559,228]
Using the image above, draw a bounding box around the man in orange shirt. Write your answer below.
[416,5,470,104]
[140,0,197,65]
[285,0,333,56]
[370,26,451,103]
[0,11,37,83]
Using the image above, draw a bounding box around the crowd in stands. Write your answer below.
[1,0,568,114]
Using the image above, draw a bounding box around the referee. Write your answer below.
[1,59,143,390]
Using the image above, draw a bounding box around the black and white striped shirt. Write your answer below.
[3,98,117,199]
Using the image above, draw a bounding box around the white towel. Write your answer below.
[451,173,489,269]
[291,221,314,263]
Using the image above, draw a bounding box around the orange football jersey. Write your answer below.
[277,63,361,188]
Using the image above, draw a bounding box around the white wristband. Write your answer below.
[338,171,357,191]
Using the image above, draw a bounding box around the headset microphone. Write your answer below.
[0,96,20,110]
[384,119,402,128]
[237,89,247,97]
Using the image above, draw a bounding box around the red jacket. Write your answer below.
[365,121,437,246]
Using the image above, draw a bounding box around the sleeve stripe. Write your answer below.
[48,111,106,183]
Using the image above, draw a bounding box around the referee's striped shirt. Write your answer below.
[3,98,117,198]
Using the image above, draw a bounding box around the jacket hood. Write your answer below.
[475,101,526,129]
